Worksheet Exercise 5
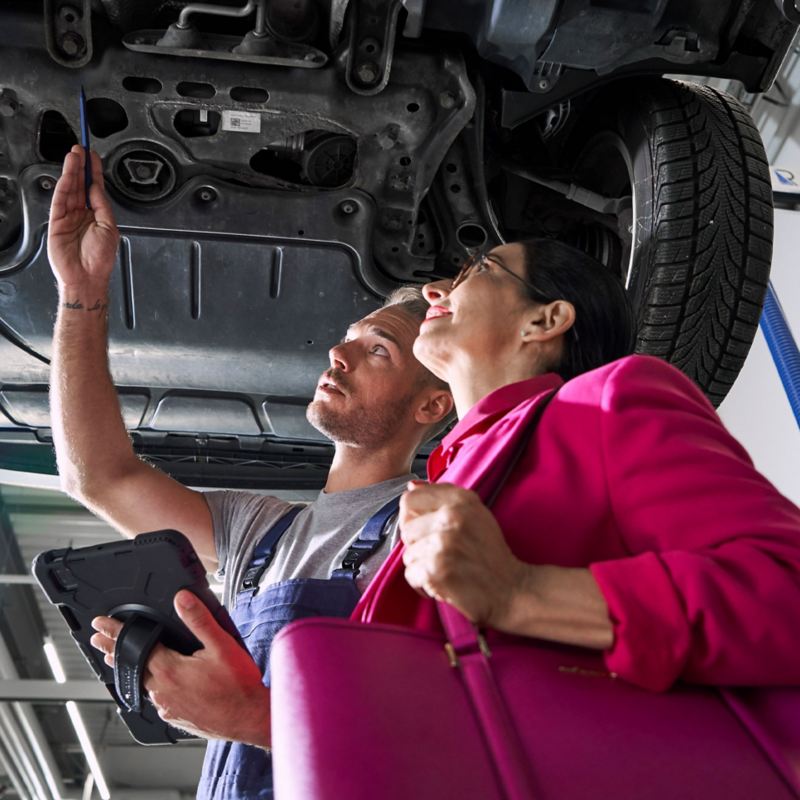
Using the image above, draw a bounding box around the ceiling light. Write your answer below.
[42,639,66,684]
[43,639,110,800]
[65,703,110,800]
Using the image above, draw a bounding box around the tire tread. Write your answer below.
[631,79,772,406]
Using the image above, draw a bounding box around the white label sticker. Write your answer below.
[221,110,262,134]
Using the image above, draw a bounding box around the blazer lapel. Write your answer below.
[436,389,556,503]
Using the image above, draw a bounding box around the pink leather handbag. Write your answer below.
[270,391,800,799]
[270,607,800,799]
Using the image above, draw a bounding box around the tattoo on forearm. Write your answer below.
[62,298,108,313]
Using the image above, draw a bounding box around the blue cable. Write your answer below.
[759,281,800,428]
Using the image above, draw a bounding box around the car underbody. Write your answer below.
[0,0,797,488]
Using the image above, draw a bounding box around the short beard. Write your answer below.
[306,392,415,448]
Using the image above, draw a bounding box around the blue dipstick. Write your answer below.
[79,86,92,209]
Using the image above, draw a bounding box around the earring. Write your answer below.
[520,330,526,337]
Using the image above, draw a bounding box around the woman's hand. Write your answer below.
[399,481,528,628]
[400,481,614,648]
[47,145,120,291]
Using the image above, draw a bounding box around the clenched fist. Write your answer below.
[399,481,528,629]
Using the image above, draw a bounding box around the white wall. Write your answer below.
[717,208,800,505]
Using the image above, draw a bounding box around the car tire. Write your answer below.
[571,78,773,407]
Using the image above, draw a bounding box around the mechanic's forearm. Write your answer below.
[497,564,614,651]
[51,279,138,496]
[233,687,272,750]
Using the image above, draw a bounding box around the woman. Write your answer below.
[353,238,800,692]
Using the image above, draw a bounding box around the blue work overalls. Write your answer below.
[196,497,400,800]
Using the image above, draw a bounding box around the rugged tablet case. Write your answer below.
[32,529,241,745]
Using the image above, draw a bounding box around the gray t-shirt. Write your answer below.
[205,474,413,608]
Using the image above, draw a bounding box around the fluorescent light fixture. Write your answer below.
[81,774,94,800]
[43,639,110,800]
[43,639,66,684]
[66,703,110,800]
[17,713,64,800]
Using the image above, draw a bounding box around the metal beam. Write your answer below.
[0,574,36,584]
[0,730,33,799]
[0,470,62,491]
[0,704,50,800]
[0,625,71,800]
[0,680,111,702]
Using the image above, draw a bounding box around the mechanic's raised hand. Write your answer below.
[47,145,120,291]
[400,481,529,629]
[90,590,270,748]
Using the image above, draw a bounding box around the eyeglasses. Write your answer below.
[451,250,544,299]
[450,250,579,342]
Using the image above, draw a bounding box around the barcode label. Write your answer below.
[221,110,261,133]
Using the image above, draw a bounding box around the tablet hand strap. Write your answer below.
[113,615,165,713]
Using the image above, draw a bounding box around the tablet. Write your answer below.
[33,530,242,745]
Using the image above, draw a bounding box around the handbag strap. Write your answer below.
[435,388,558,800]
[484,388,558,508]
[437,388,558,651]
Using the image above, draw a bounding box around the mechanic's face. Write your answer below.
[306,306,428,447]
[415,243,537,380]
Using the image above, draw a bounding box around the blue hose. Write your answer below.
[759,281,800,428]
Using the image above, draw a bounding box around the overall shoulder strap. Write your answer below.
[239,504,304,594]
[331,495,401,581]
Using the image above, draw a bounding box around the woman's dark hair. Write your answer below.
[516,238,635,380]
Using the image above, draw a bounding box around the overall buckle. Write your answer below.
[240,564,266,593]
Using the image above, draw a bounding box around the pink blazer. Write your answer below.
[354,355,800,693]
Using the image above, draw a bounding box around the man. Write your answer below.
[47,145,453,799]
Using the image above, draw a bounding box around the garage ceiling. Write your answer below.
[0,482,313,799]
[0,484,207,799]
